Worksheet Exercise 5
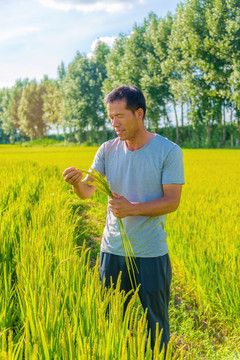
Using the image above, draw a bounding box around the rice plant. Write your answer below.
[82,168,139,289]
[1,146,240,359]
[0,161,169,359]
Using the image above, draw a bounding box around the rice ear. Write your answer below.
[80,168,138,288]
[82,169,113,198]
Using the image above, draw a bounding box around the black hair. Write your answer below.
[104,85,146,119]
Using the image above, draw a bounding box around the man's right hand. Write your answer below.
[63,167,96,199]
[63,167,83,186]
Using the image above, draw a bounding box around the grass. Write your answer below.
[0,146,239,359]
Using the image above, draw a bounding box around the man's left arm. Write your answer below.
[108,184,182,218]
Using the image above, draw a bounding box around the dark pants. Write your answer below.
[99,251,172,352]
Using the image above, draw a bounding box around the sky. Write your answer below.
[0,0,180,89]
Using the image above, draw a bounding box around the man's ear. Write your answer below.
[136,108,144,121]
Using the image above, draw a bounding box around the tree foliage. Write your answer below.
[1,0,240,147]
[63,42,110,142]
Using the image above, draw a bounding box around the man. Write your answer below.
[63,86,184,353]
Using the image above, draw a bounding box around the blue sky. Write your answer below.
[0,0,180,89]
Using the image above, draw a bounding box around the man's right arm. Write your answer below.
[63,167,96,199]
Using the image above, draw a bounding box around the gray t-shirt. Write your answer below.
[91,134,185,257]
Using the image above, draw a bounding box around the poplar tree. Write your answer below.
[119,23,148,88]
[103,35,127,94]
[18,81,48,139]
[41,79,65,132]
[141,13,173,132]
[0,88,13,142]
[63,43,110,143]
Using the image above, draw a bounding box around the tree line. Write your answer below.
[0,0,240,148]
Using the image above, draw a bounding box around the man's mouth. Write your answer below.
[116,130,125,135]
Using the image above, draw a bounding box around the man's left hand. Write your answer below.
[108,191,134,218]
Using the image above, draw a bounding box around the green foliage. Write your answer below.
[41,79,65,127]
[63,44,110,143]
[141,13,173,130]
[21,137,65,147]
[1,0,240,147]
[102,35,128,94]
[17,81,47,139]
[0,87,16,143]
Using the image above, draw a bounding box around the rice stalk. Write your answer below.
[82,168,138,288]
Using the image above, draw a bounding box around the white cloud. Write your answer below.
[91,36,117,51]
[38,0,141,13]
[86,36,117,58]
[0,27,40,42]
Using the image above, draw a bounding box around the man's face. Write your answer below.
[107,99,142,141]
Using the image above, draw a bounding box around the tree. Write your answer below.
[223,0,240,146]
[141,13,174,132]
[41,78,65,135]
[8,79,30,137]
[163,0,223,146]
[103,35,128,95]
[93,41,111,139]
[0,88,13,143]
[119,22,148,89]
[57,61,66,85]
[63,47,110,143]
[18,81,48,139]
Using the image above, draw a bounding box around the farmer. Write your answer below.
[63,86,184,353]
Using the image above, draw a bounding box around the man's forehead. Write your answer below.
[107,99,128,113]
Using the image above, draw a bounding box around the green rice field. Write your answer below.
[0,145,239,359]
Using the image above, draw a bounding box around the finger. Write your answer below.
[71,173,83,184]
[64,170,75,181]
[108,198,119,205]
[64,170,81,183]
[108,202,116,211]
[63,167,76,177]
[109,206,117,216]
[111,190,122,199]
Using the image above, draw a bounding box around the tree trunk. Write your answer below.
[230,109,234,148]
[222,104,226,145]
[69,125,74,142]
[166,112,172,139]
[206,120,212,146]
[90,122,94,143]
[155,114,159,133]
[188,124,191,141]
[102,117,107,142]
[186,102,191,141]
[56,125,60,141]
[164,115,168,139]
[217,103,222,148]
[237,116,240,147]
[173,101,179,144]
[181,102,184,143]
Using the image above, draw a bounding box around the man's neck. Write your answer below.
[126,131,156,151]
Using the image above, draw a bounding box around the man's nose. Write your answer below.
[111,117,120,127]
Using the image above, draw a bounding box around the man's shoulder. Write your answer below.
[153,134,182,154]
[99,137,122,152]
[154,133,176,146]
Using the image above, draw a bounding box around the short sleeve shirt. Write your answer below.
[91,134,185,257]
